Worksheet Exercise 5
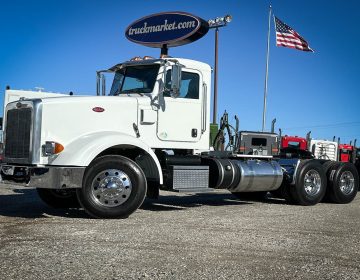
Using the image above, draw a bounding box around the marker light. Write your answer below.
[160,54,171,59]
[130,56,142,61]
[43,141,64,156]
[143,56,155,60]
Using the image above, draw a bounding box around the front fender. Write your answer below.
[49,131,163,184]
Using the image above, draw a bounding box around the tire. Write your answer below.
[290,160,327,206]
[77,155,147,218]
[322,161,340,173]
[232,191,268,201]
[326,162,359,204]
[321,161,340,202]
[37,188,79,208]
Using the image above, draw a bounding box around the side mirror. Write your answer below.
[170,64,182,98]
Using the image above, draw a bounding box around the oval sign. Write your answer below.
[125,11,209,48]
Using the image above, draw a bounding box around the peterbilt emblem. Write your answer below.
[16,102,22,108]
[92,107,105,112]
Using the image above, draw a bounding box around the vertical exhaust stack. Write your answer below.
[278,128,282,151]
[306,131,311,150]
[271,118,276,133]
[96,72,106,96]
[352,139,357,164]
[234,115,240,152]
[96,71,101,96]
[101,74,106,96]
[96,72,101,96]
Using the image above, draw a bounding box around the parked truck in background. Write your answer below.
[338,140,357,163]
[280,131,357,163]
[281,135,307,151]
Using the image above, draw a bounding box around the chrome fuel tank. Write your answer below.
[229,160,283,192]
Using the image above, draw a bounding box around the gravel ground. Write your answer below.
[0,184,359,280]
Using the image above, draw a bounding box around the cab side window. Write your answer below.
[164,71,200,99]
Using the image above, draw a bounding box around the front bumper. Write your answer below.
[1,165,86,189]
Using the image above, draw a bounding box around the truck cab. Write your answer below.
[281,135,307,151]
[338,144,355,162]
[99,57,211,149]
[238,131,279,156]
[0,57,214,217]
[2,57,211,167]
[309,139,338,161]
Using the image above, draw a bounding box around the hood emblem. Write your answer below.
[92,107,105,112]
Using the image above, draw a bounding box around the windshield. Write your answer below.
[109,64,160,95]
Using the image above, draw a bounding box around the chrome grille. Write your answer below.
[5,107,32,159]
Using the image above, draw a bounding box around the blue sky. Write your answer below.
[1,0,359,143]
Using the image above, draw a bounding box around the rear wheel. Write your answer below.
[290,160,326,206]
[327,162,359,204]
[37,188,79,208]
[77,155,147,218]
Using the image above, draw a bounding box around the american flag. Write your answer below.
[274,16,314,52]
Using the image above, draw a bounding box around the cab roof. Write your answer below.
[108,57,211,73]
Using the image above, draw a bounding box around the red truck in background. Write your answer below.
[338,143,355,163]
[281,135,307,150]
[279,129,357,164]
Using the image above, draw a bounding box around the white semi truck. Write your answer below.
[1,56,359,218]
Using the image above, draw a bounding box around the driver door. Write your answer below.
[157,69,203,142]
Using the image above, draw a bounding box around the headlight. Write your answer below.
[42,141,64,156]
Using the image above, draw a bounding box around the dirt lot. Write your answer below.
[0,184,359,280]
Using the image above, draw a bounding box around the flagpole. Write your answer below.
[262,4,272,132]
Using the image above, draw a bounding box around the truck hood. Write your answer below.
[35,94,149,165]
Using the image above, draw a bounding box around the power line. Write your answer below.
[283,121,360,130]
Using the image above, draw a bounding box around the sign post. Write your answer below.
[208,15,232,125]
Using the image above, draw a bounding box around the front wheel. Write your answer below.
[77,155,147,218]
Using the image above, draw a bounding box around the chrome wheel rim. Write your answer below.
[339,171,355,195]
[304,169,322,196]
[91,169,132,207]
